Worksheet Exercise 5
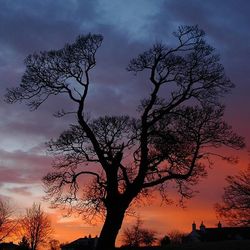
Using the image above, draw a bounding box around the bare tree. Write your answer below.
[160,235,171,247]
[21,203,52,250]
[49,239,60,250]
[5,26,245,250]
[122,218,157,247]
[0,198,17,242]
[216,166,250,226]
[168,230,186,245]
[140,229,157,247]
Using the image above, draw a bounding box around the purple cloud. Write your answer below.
[0,149,52,185]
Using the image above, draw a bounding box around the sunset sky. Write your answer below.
[0,0,250,246]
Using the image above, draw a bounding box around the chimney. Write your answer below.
[218,221,222,228]
[192,221,196,231]
[200,221,206,233]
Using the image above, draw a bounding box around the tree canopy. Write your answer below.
[20,203,52,250]
[0,198,17,242]
[216,167,250,226]
[5,25,244,250]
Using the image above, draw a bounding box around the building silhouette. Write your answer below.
[186,221,250,242]
[0,242,19,250]
[61,235,98,250]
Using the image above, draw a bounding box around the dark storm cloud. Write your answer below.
[158,0,250,76]
[1,0,249,135]
[0,0,99,97]
[0,0,97,55]
[150,0,250,74]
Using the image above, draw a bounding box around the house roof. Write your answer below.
[61,236,98,249]
[0,242,19,250]
[195,226,250,241]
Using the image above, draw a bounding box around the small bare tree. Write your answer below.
[168,230,186,244]
[216,167,250,226]
[122,218,157,247]
[0,199,17,242]
[49,239,60,250]
[21,203,52,250]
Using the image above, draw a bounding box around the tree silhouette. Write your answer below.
[49,239,60,250]
[0,198,17,242]
[160,235,171,247]
[20,203,52,250]
[122,218,157,247]
[18,236,30,250]
[168,230,186,245]
[216,166,250,226]
[5,26,244,250]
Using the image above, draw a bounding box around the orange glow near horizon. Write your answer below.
[5,150,249,247]
[49,152,248,247]
[48,197,221,247]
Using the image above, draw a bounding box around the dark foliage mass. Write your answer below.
[216,167,250,226]
[5,26,244,250]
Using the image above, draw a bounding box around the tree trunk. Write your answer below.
[96,206,126,250]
